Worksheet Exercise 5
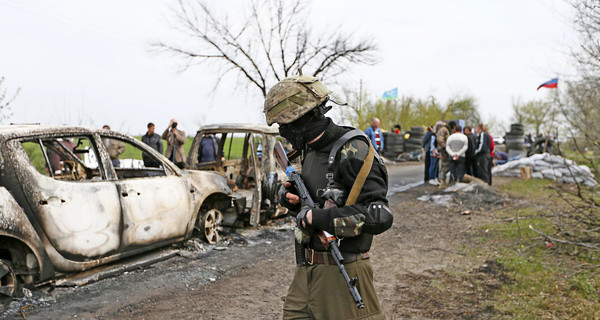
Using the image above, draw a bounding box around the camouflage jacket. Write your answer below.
[436,126,450,159]
[298,121,392,253]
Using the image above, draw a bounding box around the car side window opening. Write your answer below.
[197,133,222,163]
[20,136,104,181]
[222,132,246,160]
[100,136,167,180]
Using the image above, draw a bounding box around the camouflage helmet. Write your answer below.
[264,75,332,125]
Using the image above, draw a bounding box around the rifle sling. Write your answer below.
[345,143,375,206]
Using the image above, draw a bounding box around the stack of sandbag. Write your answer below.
[491,153,597,187]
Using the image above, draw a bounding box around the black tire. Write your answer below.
[511,123,524,131]
[386,141,404,148]
[384,151,400,159]
[0,259,18,308]
[508,130,524,136]
[404,145,421,152]
[407,129,424,136]
[411,126,426,133]
[387,146,405,153]
[405,137,421,145]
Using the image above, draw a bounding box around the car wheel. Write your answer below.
[0,259,17,307]
[197,209,223,244]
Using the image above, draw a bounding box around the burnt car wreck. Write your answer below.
[0,125,242,305]
[187,124,289,228]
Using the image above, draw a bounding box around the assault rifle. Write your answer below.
[274,141,364,309]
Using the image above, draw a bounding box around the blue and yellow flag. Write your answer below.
[382,87,398,100]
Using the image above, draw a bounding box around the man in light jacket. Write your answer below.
[446,125,469,183]
[162,118,186,169]
[364,117,384,153]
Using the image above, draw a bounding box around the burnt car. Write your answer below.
[0,125,240,305]
[186,124,289,227]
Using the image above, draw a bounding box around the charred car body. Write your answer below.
[186,124,288,227]
[0,125,240,305]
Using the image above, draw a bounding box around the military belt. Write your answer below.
[304,248,369,265]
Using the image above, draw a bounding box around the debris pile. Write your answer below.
[492,153,597,187]
[418,181,505,209]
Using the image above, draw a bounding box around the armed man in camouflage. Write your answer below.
[264,75,393,319]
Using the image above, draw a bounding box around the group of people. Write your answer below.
[422,121,493,186]
[102,119,187,169]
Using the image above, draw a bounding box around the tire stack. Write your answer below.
[505,124,524,150]
[505,123,525,158]
[383,131,404,158]
[404,126,425,152]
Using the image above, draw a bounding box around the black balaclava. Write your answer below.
[279,106,331,150]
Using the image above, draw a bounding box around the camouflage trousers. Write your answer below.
[439,157,450,183]
[283,258,385,320]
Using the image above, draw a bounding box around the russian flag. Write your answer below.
[537,78,558,90]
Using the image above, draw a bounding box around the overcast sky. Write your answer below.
[0,0,576,135]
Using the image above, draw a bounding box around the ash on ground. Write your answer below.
[417,182,506,210]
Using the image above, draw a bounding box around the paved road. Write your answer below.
[387,163,425,195]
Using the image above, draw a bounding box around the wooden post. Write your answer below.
[520,166,532,180]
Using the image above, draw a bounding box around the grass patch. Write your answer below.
[498,179,555,199]
[122,136,197,160]
[477,179,600,319]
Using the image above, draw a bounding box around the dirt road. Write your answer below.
[3,164,505,319]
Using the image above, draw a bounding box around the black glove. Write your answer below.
[278,182,301,212]
[296,206,314,236]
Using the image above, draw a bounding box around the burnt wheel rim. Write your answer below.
[0,261,16,304]
[201,209,223,244]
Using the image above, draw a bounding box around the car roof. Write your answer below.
[198,123,279,135]
[0,125,128,140]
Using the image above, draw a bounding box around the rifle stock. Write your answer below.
[274,142,365,309]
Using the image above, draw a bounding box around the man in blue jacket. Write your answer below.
[365,118,384,153]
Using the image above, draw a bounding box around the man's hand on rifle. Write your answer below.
[296,207,314,233]
[279,182,312,226]
[278,181,301,211]
[284,181,301,205]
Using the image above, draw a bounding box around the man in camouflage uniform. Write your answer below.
[436,121,454,187]
[264,75,393,319]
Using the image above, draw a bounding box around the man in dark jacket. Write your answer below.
[141,122,163,168]
[475,123,492,185]
[422,126,434,182]
[197,134,219,162]
[464,126,478,177]
[265,75,392,320]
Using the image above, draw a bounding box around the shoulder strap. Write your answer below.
[346,143,375,206]
[325,129,382,206]
[327,129,381,170]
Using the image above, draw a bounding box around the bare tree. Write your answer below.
[0,76,20,123]
[511,99,556,134]
[154,0,378,97]
[570,0,600,82]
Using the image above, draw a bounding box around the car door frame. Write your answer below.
[8,133,123,264]
[96,132,195,249]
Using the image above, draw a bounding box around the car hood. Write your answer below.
[179,169,232,195]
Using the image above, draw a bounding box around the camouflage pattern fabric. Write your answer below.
[333,214,366,237]
[340,138,370,162]
[437,126,450,160]
[264,75,331,125]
